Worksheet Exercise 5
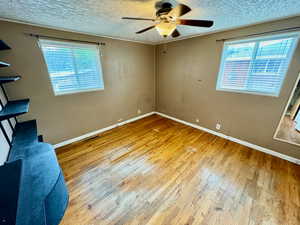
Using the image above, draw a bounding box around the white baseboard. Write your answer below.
[156,112,300,165]
[53,111,155,148]
[54,110,300,165]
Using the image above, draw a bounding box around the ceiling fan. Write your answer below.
[122,2,214,38]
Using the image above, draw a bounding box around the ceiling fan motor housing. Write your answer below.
[156,2,173,16]
[122,2,213,38]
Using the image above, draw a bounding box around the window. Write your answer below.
[39,39,104,95]
[216,33,299,96]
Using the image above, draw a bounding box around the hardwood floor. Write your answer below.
[275,115,300,145]
[57,115,300,225]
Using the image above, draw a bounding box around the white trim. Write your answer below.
[216,87,280,97]
[53,111,300,165]
[155,112,300,165]
[52,87,105,96]
[53,111,155,148]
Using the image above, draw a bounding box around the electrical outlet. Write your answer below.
[196,118,200,123]
[137,109,142,114]
[216,123,221,130]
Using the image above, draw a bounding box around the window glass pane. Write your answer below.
[221,43,255,89]
[225,42,255,60]
[73,47,102,90]
[252,59,267,73]
[217,33,298,96]
[39,39,104,95]
[266,59,281,73]
[43,46,75,75]
[256,38,294,58]
[222,60,251,89]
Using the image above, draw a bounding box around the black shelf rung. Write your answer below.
[0,76,21,84]
[0,40,11,50]
[0,61,10,68]
[0,99,30,121]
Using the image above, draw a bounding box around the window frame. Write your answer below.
[216,32,300,97]
[39,38,105,96]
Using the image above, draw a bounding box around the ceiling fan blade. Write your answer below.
[178,19,214,27]
[136,26,156,34]
[171,29,180,38]
[122,17,155,21]
[168,4,191,17]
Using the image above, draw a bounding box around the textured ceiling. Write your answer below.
[0,0,300,44]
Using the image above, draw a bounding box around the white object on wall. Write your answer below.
[0,87,16,165]
[0,130,10,165]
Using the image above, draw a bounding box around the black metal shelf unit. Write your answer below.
[0,99,30,121]
[0,40,68,225]
[0,40,11,50]
[0,61,10,67]
[0,76,21,84]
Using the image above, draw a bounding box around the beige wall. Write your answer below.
[157,16,300,159]
[0,20,156,144]
[1,17,300,159]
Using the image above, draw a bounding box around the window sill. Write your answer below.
[216,87,279,97]
[53,87,105,96]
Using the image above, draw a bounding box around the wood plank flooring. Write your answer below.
[275,115,300,145]
[56,115,300,225]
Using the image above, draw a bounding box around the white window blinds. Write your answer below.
[217,33,299,96]
[39,39,104,95]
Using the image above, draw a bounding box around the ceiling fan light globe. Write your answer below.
[155,22,176,37]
